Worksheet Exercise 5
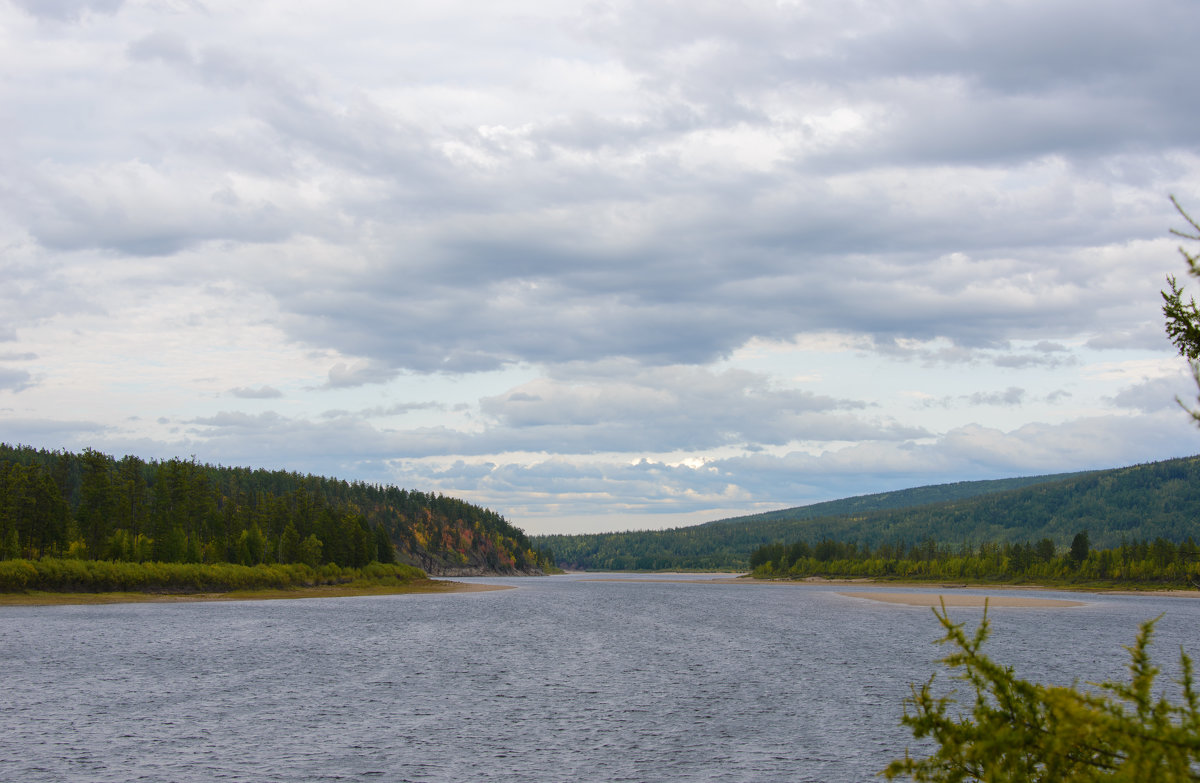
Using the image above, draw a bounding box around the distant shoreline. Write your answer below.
[0,579,512,607]
[752,574,1200,598]
[579,574,1200,599]
[838,591,1086,608]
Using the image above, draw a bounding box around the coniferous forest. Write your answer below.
[0,443,555,582]
[748,532,1200,587]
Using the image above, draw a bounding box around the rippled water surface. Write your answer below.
[2,574,1197,782]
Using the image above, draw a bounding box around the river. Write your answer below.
[2,573,1197,782]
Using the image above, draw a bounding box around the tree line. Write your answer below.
[0,443,554,574]
[749,531,1200,587]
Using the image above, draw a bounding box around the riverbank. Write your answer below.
[0,579,512,606]
[745,574,1200,597]
[579,573,1200,600]
[838,591,1085,608]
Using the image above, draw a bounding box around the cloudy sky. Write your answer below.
[3,0,1200,534]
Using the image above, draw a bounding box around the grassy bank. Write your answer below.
[0,578,507,606]
[0,557,428,595]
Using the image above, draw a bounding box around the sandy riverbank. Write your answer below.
[0,579,512,607]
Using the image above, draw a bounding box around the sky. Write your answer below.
[3,0,1200,535]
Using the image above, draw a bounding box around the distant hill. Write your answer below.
[0,443,552,575]
[535,458,1200,571]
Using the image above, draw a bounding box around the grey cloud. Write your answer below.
[322,361,399,389]
[587,1,1200,164]
[11,0,123,22]
[921,387,1028,410]
[319,401,442,419]
[228,385,284,399]
[175,364,921,463]
[1109,376,1194,413]
[276,226,1151,373]
[965,387,1025,407]
[385,409,1200,530]
[0,248,100,339]
[0,417,108,443]
[0,367,33,392]
[127,31,193,66]
[474,364,906,452]
[9,0,1196,372]
[190,411,285,428]
[1087,325,1174,352]
[993,353,1079,370]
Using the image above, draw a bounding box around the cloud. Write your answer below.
[993,353,1079,370]
[965,387,1026,407]
[10,0,123,22]
[3,0,1200,534]
[228,385,284,399]
[0,417,109,444]
[378,410,1200,533]
[319,402,442,419]
[0,368,33,392]
[4,1,1191,377]
[1109,374,1195,413]
[321,361,399,389]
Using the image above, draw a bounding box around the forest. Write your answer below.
[749,531,1200,587]
[537,456,1200,572]
[0,443,555,577]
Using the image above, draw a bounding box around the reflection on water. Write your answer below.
[2,574,1196,782]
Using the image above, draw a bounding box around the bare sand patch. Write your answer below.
[578,577,746,584]
[840,591,1085,608]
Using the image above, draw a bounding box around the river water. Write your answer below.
[2,574,1197,782]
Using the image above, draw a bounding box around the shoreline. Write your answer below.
[580,574,1200,599]
[742,574,1200,598]
[838,591,1086,608]
[0,579,512,607]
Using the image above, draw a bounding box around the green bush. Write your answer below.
[885,602,1200,781]
[0,557,428,594]
[0,560,37,591]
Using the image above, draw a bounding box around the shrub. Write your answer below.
[885,602,1200,781]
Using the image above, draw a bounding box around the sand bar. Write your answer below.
[840,591,1085,608]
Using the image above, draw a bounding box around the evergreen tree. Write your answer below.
[299,534,323,568]
[280,522,302,564]
[1163,196,1200,423]
[77,448,113,559]
[1068,529,1090,566]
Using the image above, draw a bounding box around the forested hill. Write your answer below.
[700,471,1093,529]
[0,444,553,575]
[536,458,1200,571]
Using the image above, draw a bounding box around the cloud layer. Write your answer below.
[2,0,1199,533]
